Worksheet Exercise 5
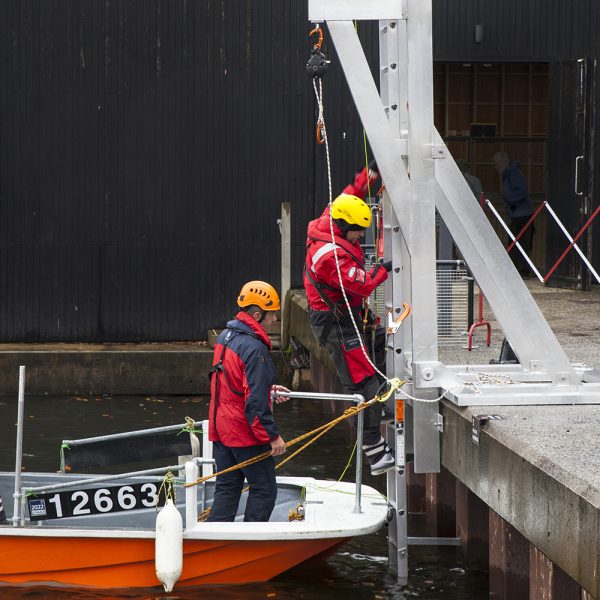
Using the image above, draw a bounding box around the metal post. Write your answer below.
[354,403,364,514]
[185,460,199,530]
[467,273,475,330]
[12,366,26,527]
[280,201,292,315]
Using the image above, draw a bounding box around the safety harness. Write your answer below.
[209,331,244,436]
[305,234,383,348]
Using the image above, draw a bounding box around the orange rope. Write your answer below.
[184,396,383,489]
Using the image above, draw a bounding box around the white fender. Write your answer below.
[155,498,183,592]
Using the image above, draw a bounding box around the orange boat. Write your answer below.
[0,418,389,591]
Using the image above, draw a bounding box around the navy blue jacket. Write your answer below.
[208,311,278,446]
[502,162,534,219]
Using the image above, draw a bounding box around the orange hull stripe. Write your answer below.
[0,536,348,588]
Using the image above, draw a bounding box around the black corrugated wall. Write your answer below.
[0,1,378,341]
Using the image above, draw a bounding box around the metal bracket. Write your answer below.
[431,144,446,159]
[434,413,444,433]
[413,360,464,392]
[471,414,505,446]
[308,0,406,22]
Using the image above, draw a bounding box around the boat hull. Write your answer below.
[0,534,348,588]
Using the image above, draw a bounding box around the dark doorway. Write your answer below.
[434,63,549,268]
[546,59,596,290]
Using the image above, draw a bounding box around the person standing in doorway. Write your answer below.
[491,151,534,277]
[207,281,289,522]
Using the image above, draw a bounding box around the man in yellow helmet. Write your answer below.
[207,281,289,521]
[304,165,395,476]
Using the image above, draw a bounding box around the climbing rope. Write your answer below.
[312,78,390,385]
[309,28,467,407]
[178,416,201,458]
[157,470,176,508]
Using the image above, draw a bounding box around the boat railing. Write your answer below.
[184,391,366,528]
[274,391,366,514]
[16,457,215,527]
[60,419,206,473]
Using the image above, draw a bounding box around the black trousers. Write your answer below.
[309,309,386,447]
[207,442,277,522]
[509,216,534,275]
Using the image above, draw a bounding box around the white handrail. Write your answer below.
[12,366,26,527]
[274,391,365,513]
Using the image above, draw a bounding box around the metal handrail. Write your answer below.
[61,421,203,447]
[23,458,215,496]
[274,390,366,513]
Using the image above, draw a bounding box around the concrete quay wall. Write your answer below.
[442,401,600,598]
[287,289,600,599]
[0,344,214,396]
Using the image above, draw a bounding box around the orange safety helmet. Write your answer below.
[237,281,281,311]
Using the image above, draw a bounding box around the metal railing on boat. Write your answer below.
[15,458,215,528]
[273,390,366,514]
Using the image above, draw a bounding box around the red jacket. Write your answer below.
[304,208,388,310]
[304,166,386,312]
[342,165,378,198]
[208,311,278,447]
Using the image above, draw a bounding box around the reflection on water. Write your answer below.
[0,395,488,599]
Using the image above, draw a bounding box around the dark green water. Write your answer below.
[0,395,488,599]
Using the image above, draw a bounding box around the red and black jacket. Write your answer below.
[304,206,387,312]
[208,311,278,447]
[304,166,387,312]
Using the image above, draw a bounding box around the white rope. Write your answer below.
[312,78,387,383]
[311,77,460,405]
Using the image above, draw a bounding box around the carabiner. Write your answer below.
[386,303,412,335]
[309,26,323,50]
[316,120,325,145]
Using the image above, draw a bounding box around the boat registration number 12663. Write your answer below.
[27,482,166,521]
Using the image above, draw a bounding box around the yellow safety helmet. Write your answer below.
[331,194,372,230]
[237,281,281,311]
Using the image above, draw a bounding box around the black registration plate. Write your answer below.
[27,482,166,521]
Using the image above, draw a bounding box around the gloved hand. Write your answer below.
[380,259,393,272]
[367,159,379,181]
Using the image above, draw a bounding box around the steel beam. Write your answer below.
[433,130,579,384]
[309,0,405,22]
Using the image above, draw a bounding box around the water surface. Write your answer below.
[0,395,488,599]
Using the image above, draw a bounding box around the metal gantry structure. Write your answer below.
[308,0,600,584]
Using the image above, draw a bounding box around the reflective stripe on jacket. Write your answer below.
[208,311,278,446]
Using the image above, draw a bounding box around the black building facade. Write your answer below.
[0,1,597,342]
[0,1,378,341]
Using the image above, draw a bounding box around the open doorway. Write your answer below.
[433,63,549,268]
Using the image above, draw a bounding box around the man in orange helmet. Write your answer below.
[304,164,395,476]
[207,281,289,522]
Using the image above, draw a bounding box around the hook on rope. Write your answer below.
[376,378,406,403]
[387,303,411,335]
[316,120,325,144]
[306,26,330,78]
